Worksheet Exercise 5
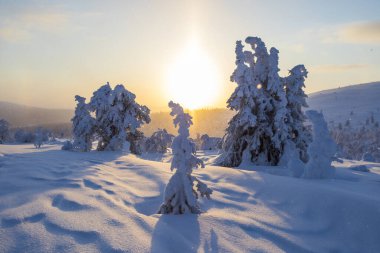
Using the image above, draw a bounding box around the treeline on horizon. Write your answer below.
[141,108,235,138]
[6,108,235,139]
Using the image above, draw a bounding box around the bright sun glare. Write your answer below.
[166,42,220,110]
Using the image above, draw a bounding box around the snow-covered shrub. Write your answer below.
[126,130,145,155]
[0,119,10,143]
[72,95,95,152]
[61,140,73,151]
[89,83,151,151]
[303,110,336,179]
[158,101,212,214]
[199,134,221,151]
[145,128,174,153]
[278,141,306,178]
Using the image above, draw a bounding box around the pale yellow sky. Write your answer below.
[0,0,379,111]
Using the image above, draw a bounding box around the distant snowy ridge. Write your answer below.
[1,81,379,132]
[307,81,380,126]
[0,101,73,127]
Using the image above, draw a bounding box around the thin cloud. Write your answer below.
[322,20,380,44]
[0,11,68,42]
[311,64,370,73]
[289,43,305,53]
[340,20,380,44]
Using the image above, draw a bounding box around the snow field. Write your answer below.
[1,144,380,252]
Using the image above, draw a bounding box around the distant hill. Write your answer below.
[307,81,380,127]
[0,101,73,128]
[143,81,380,136]
[1,81,378,136]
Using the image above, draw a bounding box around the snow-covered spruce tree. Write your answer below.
[283,65,312,163]
[217,37,290,166]
[145,128,174,153]
[72,95,95,151]
[267,47,290,163]
[158,101,212,214]
[303,110,336,179]
[88,83,113,150]
[0,119,10,144]
[89,83,151,151]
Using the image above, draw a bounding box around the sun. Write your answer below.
[166,41,220,110]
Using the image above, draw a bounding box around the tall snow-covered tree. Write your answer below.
[72,95,95,152]
[158,101,212,214]
[0,119,10,144]
[283,65,312,162]
[217,37,290,167]
[89,83,151,151]
[145,128,174,153]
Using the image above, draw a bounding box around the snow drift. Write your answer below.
[1,144,380,252]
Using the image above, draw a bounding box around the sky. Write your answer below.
[0,0,379,111]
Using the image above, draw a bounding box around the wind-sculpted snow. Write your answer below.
[0,144,380,252]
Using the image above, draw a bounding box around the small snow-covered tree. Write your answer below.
[0,119,10,144]
[126,130,145,155]
[303,110,336,179]
[145,128,174,153]
[284,65,312,162]
[217,37,289,166]
[72,95,95,152]
[61,140,73,151]
[34,128,44,148]
[158,101,212,214]
[89,83,151,151]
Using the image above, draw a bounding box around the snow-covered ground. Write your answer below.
[1,144,380,252]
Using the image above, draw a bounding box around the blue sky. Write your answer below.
[0,0,379,110]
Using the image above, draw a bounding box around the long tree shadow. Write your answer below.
[203,229,219,253]
[150,214,200,253]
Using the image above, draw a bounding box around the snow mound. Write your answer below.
[0,144,380,252]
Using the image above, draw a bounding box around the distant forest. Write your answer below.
[141,108,235,138]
